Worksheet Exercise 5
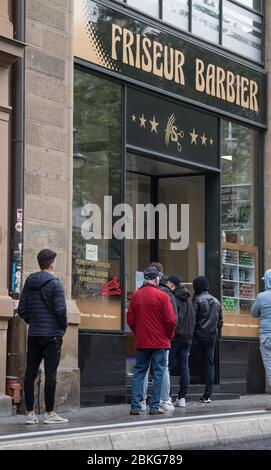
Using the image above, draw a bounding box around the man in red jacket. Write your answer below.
[127,266,176,415]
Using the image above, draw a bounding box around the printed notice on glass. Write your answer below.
[136,271,144,290]
[86,244,98,261]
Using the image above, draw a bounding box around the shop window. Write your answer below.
[163,0,189,31]
[234,0,262,13]
[221,120,261,337]
[127,0,159,17]
[73,70,122,331]
[222,0,263,62]
[192,0,220,44]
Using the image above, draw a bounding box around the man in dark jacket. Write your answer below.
[192,276,223,403]
[127,266,176,415]
[18,249,68,424]
[167,275,195,408]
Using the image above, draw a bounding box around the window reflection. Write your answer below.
[192,0,220,43]
[234,0,262,13]
[163,0,189,31]
[222,0,262,62]
[73,70,122,331]
[221,120,259,246]
[221,120,260,327]
[127,0,159,17]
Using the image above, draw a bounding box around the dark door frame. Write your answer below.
[127,158,221,385]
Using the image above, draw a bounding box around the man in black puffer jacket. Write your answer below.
[167,275,195,408]
[192,276,223,404]
[18,249,68,425]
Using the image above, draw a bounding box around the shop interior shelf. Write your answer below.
[239,297,255,301]
[238,265,255,268]
[222,242,258,316]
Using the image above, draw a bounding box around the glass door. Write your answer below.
[124,156,206,377]
[158,175,205,293]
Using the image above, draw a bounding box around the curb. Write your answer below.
[1,413,271,450]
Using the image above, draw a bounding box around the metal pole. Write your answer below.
[10,0,25,299]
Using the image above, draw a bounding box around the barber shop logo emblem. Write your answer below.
[164,114,184,152]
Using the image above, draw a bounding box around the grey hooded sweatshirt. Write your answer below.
[251,269,271,335]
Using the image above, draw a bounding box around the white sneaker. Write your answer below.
[175,398,186,408]
[43,412,69,424]
[200,397,212,404]
[25,412,39,424]
[160,400,175,411]
[141,400,147,411]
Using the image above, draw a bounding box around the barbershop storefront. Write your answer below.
[73,0,267,405]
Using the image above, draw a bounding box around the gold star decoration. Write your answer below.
[139,114,147,128]
[149,115,159,133]
[210,137,214,145]
[190,128,198,145]
[201,132,207,146]
[131,114,136,123]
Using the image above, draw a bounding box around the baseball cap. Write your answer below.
[144,266,160,280]
[168,274,182,286]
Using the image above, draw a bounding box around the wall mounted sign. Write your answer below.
[127,88,219,169]
[74,0,266,126]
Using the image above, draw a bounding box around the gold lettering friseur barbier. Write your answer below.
[112,24,259,113]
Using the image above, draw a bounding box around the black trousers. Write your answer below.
[24,336,63,412]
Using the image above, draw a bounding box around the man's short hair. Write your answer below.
[37,249,57,270]
[149,262,163,273]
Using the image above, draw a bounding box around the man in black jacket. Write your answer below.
[167,275,195,408]
[18,249,68,424]
[192,276,223,403]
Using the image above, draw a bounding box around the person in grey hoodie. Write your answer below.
[18,249,68,425]
[251,269,271,411]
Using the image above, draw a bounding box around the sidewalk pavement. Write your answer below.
[0,395,271,450]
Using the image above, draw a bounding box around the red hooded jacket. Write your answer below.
[127,284,176,349]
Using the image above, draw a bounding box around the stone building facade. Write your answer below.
[1,0,271,416]
[0,1,23,416]
[23,0,80,411]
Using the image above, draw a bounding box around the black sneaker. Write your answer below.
[149,408,165,415]
[200,397,211,404]
[130,408,141,415]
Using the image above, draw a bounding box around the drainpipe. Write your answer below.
[10,0,24,298]
[6,0,25,387]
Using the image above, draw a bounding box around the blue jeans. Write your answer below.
[191,336,215,399]
[142,350,170,402]
[169,337,191,399]
[131,349,167,411]
[260,334,271,386]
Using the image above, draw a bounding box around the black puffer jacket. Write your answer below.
[193,291,223,339]
[174,285,195,341]
[18,272,67,336]
[159,281,178,321]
